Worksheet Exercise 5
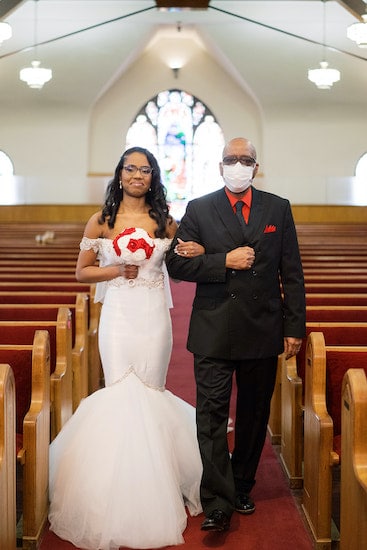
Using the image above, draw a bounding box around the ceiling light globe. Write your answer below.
[0,22,12,45]
[19,60,52,90]
[347,14,367,48]
[308,61,340,90]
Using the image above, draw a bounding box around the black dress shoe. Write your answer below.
[235,494,255,514]
[201,509,230,531]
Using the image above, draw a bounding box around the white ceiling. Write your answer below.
[0,1,366,110]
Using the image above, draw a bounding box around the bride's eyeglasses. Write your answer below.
[123,164,153,176]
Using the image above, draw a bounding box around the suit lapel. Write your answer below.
[212,187,267,246]
[245,187,266,244]
[212,188,245,244]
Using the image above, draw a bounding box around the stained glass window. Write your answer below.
[126,89,225,220]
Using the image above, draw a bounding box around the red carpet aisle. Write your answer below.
[39,281,312,550]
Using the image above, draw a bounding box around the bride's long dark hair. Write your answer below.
[98,146,173,238]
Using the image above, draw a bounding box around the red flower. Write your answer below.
[126,238,154,259]
[112,228,155,263]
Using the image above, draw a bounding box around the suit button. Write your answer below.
[231,293,236,299]
[252,294,258,300]
[231,270,236,276]
[252,270,257,276]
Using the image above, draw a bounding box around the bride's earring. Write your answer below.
[119,180,122,189]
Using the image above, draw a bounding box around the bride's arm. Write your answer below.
[76,248,138,283]
[174,238,205,258]
[75,213,138,283]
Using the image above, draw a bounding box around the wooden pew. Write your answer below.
[0,283,102,394]
[0,295,89,412]
[0,254,78,265]
[303,264,367,271]
[0,291,85,305]
[281,322,367,489]
[306,305,367,322]
[0,308,73,440]
[340,368,367,550]
[0,266,75,274]
[0,259,76,267]
[0,363,16,550]
[305,283,367,294]
[305,274,367,283]
[306,293,367,306]
[0,273,78,283]
[0,331,50,550]
[302,332,367,549]
[269,308,367,446]
[296,223,367,247]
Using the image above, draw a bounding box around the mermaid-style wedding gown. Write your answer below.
[48,229,202,550]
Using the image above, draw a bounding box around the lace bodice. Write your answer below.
[80,228,173,304]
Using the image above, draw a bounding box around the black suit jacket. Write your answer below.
[166,186,306,360]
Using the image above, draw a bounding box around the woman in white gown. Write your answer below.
[48,147,204,550]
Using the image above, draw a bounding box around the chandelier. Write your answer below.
[347,14,367,48]
[0,22,12,45]
[308,61,340,89]
[19,0,52,90]
[307,0,340,90]
[20,60,52,89]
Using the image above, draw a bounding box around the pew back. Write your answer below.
[0,331,50,549]
[0,363,16,550]
[340,368,367,550]
[0,308,73,439]
[302,332,367,548]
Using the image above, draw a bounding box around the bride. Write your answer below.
[48,146,204,550]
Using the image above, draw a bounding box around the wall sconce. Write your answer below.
[172,67,180,79]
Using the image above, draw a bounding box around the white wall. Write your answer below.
[261,104,367,204]
[89,44,262,174]
[0,34,366,206]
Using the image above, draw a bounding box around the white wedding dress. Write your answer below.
[48,229,203,550]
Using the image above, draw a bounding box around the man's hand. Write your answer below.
[225,246,255,270]
[284,337,303,360]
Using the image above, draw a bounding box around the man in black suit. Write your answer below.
[166,137,306,532]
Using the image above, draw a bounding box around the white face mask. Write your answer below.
[222,162,254,193]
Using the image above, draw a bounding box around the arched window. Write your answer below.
[356,153,367,181]
[0,150,13,176]
[126,89,225,220]
[0,150,16,204]
[354,152,367,205]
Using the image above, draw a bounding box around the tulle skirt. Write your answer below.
[49,372,203,549]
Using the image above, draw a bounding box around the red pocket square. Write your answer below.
[264,225,276,233]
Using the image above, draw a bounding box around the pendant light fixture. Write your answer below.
[308,0,340,90]
[347,13,367,48]
[0,21,12,45]
[19,0,52,89]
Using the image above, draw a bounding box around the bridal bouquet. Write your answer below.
[112,227,155,265]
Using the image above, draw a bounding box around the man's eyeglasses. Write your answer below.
[222,156,256,167]
[123,164,153,176]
